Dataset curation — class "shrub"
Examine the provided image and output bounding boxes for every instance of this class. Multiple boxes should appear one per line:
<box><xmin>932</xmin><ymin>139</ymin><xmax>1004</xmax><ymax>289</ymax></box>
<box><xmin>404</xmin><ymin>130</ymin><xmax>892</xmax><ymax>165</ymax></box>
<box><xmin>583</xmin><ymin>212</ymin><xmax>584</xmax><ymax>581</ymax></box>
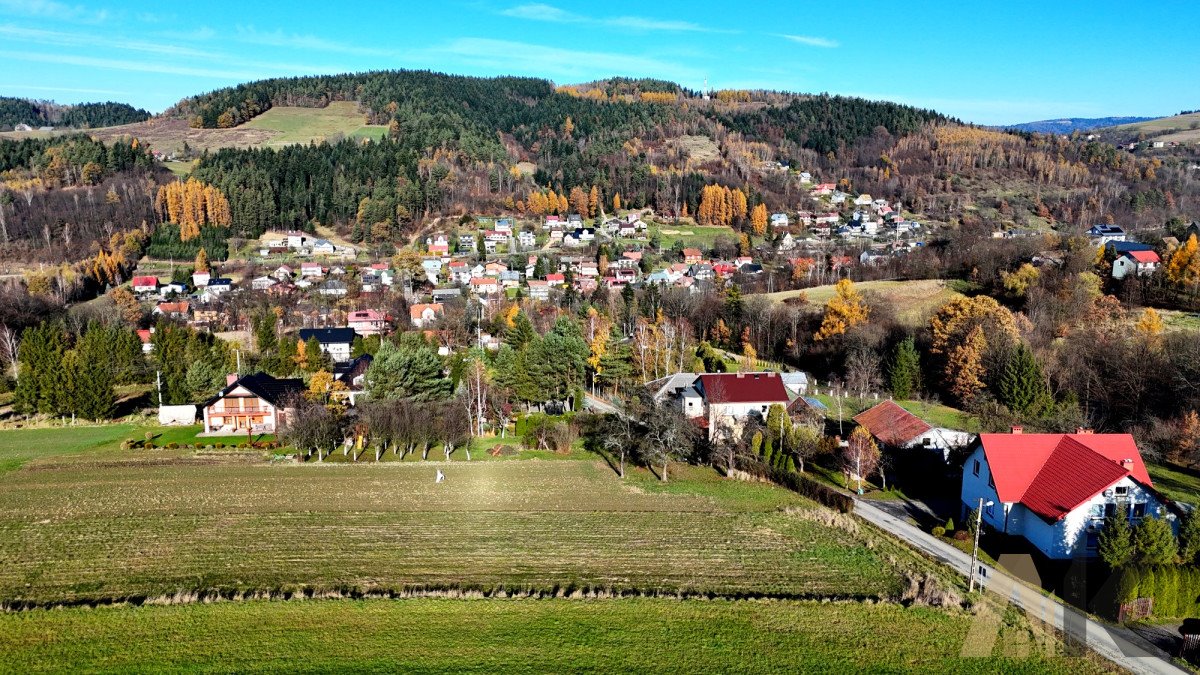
<box><xmin>166</xmin><ymin>442</ymin><xmax>179</xmax><ymax>450</ymax></box>
<box><xmin>944</xmin><ymin>518</ymin><xmax>955</xmax><ymax>532</ymax></box>
<box><xmin>953</xmin><ymin>530</ymin><xmax>969</xmax><ymax>541</ymax></box>
<box><xmin>741</xmin><ymin>459</ymin><xmax>854</xmax><ymax>513</ymax></box>
<box><xmin>932</xmin><ymin>526</ymin><xmax>946</xmax><ymax>537</ymax></box>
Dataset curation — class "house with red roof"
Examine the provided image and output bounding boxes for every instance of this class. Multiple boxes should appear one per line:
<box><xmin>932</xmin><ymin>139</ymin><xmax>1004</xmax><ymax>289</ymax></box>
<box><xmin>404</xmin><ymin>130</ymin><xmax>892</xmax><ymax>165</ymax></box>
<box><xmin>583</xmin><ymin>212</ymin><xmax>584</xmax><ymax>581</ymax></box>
<box><xmin>1111</xmin><ymin>250</ymin><xmax>1161</xmax><ymax>280</ymax></box>
<box><xmin>686</xmin><ymin>372</ymin><xmax>791</xmax><ymax>439</ymax></box>
<box><xmin>854</xmin><ymin>400</ymin><xmax>972</xmax><ymax>461</ymax></box>
<box><xmin>131</xmin><ymin>276</ymin><xmax>159</xmax><ymax>294</ymax></box>
<box><xmin>347</xmin><ymin>309</ymin><xmax>389</xmax><ymax>336</ymax></box>
<box><xmin>409</xmin><ymin>303</ymin><xmax>444</xmax><ymax>328</ymax></box>
<box><xmin>961</xmin><ymin>428</ymin><xmax>1178</xmax><ymax>560</ymax></box>
<box><xmin>682</xmin><ymin>248</ymin><xmax>704</xmax><ymax>265</ymax></box>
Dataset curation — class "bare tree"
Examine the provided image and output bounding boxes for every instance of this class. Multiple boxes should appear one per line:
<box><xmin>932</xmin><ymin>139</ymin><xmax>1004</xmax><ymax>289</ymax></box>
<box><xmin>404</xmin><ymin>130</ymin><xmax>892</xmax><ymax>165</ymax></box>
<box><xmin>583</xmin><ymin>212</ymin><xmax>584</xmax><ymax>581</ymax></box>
<box><xmin>841</xmin><ymin>427</ymin><xmax>880</xmax><ymax>494</ymax></box>
<box><xmin>641</xmin><ymin>401</ymin><xmax>698</xmax><ymax>482</ymax></box>
<box><xmin>599</xmin><ymin>412</ymin><xmax>636</xmax><ymax>477</ymax></box>
<box><xmin>845</xmin><ymin>347</ymin><xmax>882</xmax><ymax>400</ymax></box>
<box><xmin>278</xmin><ymin>398</ymin><xmax>344</xmax><ymax>462</ymax></box>
<box><xmin>0</xmin><ymin>324</ymin><xmax>19</xmax><ymax>381</ymax></box>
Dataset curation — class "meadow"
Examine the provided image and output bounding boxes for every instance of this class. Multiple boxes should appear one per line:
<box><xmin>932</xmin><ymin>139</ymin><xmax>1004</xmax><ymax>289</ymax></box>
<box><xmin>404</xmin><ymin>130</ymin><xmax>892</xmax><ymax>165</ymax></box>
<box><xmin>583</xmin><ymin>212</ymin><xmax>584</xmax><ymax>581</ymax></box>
<box><xmin>242</xmin><ymin>102</ymin><xmax>388</xmax><ymax>147</ymax></box>
<box><xmin>0</xmin><ymin>598</ymin><xmax>1106</xmax><ymax>673</ymax></box>
<box><xmin>0</xmin><ymin>430</ymin><xmax>905</xmax><ymax>607</ymax></box>
<box><xmin>757</xmin><ymin>279</ymin><xmax>972</xmax><ymax>328</ymax></box>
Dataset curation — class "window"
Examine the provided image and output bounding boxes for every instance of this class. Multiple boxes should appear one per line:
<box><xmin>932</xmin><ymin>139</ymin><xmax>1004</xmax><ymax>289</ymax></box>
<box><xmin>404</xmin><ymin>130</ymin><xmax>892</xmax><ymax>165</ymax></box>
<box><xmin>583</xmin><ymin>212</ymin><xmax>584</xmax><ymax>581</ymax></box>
<box><xmin>988</xmin><ymin>473</ymin><xmax>994</xmax><ymax>489</ymax></box>
<box><xmin>1104</xmin><ymin>503</ymin><xmax>1116</xmax><ymax>518</ymax></box>
<box><xmin>986</xmin><ymin>502</ymin><xmax>995</xmax><ymax>516</ymax></box>
<box><xmin>1132</xmin><ymin>503</ymin><xmax>1147</xmax><ymax>519</ymax></box>
<box><xmin>1115</xmin><ymin>486</ymin><xmax>1128</xmax><ymax>497</ymax></box>
<box><xmin>1090</xmin><ymin>504</ymin><xmax>1104</xmax><ymax>519</ymax></box>
<box><xmin>1086</xmin><ymin>532</ymin><xmax>1099</xmax><ymax>550</ymax></box>
<box><xmin>922</xmin><ymin>437</ymin><xmax>932</xmax><ymax>447</ymax></box>
<box><xmin>973</xmin><ymin>460</ymin><xmax>980</xmax><ymax>477</ymax></box>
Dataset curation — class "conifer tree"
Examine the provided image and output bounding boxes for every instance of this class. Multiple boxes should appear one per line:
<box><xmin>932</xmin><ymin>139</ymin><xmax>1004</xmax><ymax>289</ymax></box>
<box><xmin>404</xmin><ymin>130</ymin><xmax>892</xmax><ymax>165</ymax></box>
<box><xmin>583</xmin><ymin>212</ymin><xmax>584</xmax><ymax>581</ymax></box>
<box><xmin>1133</xmin><ymin>515</ymin><xmax>1178</xmax><ymax>566</ymax></box>
<box><xmin>1098</xmin><ymin>504</ymin><xmax>1134</xmax><ymax>569</ymax></box>
<box><xmin>71</xmin><ymin>324</ymin><xmax>116</xmax><ymax>420</ymax></box>
<box><xmin>889</xmin><ymin>337</ymin><xmax>921</xmax><ymax>400</ymax></box>
<box><xmin>998</xmin><ymin>343</ymin><xmax>1052</xmax><ymax>418</ymax></box>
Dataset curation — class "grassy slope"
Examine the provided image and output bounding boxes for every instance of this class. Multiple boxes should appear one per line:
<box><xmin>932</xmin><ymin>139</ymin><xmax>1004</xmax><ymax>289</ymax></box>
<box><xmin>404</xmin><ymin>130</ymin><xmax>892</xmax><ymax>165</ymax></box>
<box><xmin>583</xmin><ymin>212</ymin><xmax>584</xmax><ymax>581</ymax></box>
<box><xmin>1147</xmin><ymin>462</ymin><xmax>1200</xmax><ymax>506</ymax></box>
<box><xmin>242</xmin><ymin>102</ymin><xmax>387</xmax><ymax>147</ymax></box>
<box><xmin>0</xmin><ymin>439</ymin><xmax>901</xmax><ymax>605</ymax></box>
<box><xmin>0</xmin><ymin>598</ymin><xmax>1099</xmax><ymax>674</ymax></box>
<box><xmin>758</xmin><ymin>279</ymin><xmax>971</xmax><ymax>329</ymax></box>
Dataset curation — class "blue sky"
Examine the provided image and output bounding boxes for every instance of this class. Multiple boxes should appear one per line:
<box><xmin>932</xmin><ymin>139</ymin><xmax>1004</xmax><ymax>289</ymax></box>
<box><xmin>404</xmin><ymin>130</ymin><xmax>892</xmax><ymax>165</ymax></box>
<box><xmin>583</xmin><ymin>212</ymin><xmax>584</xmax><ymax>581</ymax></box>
<box><xmin>0</xmin><ymin>0</ymin><xmax>1195</xmax><ymax>125</ymax></box>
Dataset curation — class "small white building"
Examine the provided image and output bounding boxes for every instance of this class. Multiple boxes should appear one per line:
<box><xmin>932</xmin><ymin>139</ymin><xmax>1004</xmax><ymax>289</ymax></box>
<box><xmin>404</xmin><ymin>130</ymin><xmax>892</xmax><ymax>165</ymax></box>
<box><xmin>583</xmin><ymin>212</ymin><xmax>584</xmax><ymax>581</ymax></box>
<box><xmin>1112</xmin><ymin>250</ymin><xmax>1161</xmax><ymax>279</ymax></box>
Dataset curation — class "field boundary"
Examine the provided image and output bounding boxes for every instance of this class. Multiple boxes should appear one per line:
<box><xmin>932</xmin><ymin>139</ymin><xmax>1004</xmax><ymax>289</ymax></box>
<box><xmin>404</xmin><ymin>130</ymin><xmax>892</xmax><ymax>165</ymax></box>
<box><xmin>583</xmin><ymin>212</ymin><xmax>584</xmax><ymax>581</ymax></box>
<box><xmin>1</xmin><ymin>580</ymin><xmax>916</xmax><ymax>613</ymax></box>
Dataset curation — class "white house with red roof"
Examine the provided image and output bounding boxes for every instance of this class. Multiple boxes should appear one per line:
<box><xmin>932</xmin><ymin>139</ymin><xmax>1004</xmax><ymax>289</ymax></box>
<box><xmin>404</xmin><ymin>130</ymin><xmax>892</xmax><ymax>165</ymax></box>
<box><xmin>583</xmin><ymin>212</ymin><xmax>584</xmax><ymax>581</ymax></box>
<box><xmin>853</xmin><ymin>400</ymin><xmax>972</xmax><ymax>461</ymax></box>
<box><xmin>681</xmin><ymin>372</ymin><xmax>792</xmax><ymax>439</ymax></box>
<box><xmin>347</xmin><ymin>309</ymin><xmax>388</xmax><ymax>335</ymax></box>
<box><xmin>131</xmin><ymin>275</ymin><xmax>159</xmax><ymax>294</ymax></box>
<box><xmin>961</xmin><ymin>428</ymin><xmax>1178</xmax><ymax>560</ymax></box>
<box><xmin>409</xmin><ymin>303</ymin><xmax>444</xmax><ymax>328</ymax></box>
<box><xmin>1111</xmin><ymin>250</ymin><xmax>1161</xmax><ymax>279</ymax></box>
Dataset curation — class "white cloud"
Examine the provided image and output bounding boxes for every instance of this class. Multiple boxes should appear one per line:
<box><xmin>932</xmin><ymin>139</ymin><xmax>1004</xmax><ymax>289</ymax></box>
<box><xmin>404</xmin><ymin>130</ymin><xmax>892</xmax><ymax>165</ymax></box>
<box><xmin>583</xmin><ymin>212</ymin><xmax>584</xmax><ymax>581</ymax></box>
<box><xmin>500</xmin><ymin>3</ymin><xmax>731</xmax><ymax>33</ymax></box>
<box><xmin>232</xmin><ymin>26</ymin><xmax>398</xmax><ymax>58</ymax></box>
<box><xmin>0</xmin><ymin>0</ymin><xmax>107</xmax><ymax>23</ymax></box>
<box><xmin>432</xmin><ymin>38</ymin><xmax>703</xmax><ymax>84</ymax></box>
<box><xmin>0</xmin><ymin>83</ymin><xmax>132</xmax><ymax>97</ymax></box>
<box><xmin>0</xmin><ymin>24</ymin><xmax>215</xmax><ymax>59</ymax></box>
<box><xmin>777</xmin><ymin>34</ymin><xmax>838</xmax><ymax>48</ymax></box>
<box><xmin>0</xmin><ymin>50</ymin><xmax>346</xmax><ymax>82</ymax></box>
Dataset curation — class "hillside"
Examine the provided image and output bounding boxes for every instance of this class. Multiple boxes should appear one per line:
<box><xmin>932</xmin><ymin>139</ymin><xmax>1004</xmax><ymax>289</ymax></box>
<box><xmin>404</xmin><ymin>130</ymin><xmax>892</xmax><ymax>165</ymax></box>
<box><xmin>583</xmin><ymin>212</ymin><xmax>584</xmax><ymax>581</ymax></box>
<box><xmin>1103</xmin><ymin>111</ymin><xmax>1200</xmax><ymax>143</ymax></box>
<box><xmin>0</xmin><ymin>96</ymin><xmax>150</xmax><ymax>131</ymax></box>
<box><xmin>1003</xmin><ymin>116</ymin><xmax>1154</xmax><ymax>134</ymax></box>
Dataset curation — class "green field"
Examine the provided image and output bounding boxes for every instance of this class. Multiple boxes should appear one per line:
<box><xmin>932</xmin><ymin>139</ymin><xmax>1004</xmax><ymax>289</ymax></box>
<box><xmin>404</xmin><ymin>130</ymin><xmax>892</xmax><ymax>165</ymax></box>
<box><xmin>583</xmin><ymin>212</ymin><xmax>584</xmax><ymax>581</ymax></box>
<box><xmin>0</xmin><ymin>424</ymin><xmax>135</xmax><ymax>475</ymax></box>
<box><xmin>812</xmin><ymin>394</ymin><xmax>977</xmax><ymax>433</ymax></box>
<box><xmin>0</xmin><ymin>598</ymin><xmax>1103</xmax><ymax>673</ymax></box>
<box><xmin>242</xmin><ymin>102</ymin><xmax>388</xmax><ymax>147</ymax></box>
<box><xmin>757</xmin><ymin>279</ymin><xmax>972</xmax><ymax>328</ymax></box>
<box><xmin>0</xmin><ymin>429</ymin><xmax>906</xmax><ymax>606</ymax></box>
<box><xmin>1111</xmin><ymin>112</ymin><xmax>1200</xmax><ymax>143</ymax></box>
<box><xmin>649</xmin><ymin>223</ymin><xmax>740</xmax><ymax>249</ymax></box>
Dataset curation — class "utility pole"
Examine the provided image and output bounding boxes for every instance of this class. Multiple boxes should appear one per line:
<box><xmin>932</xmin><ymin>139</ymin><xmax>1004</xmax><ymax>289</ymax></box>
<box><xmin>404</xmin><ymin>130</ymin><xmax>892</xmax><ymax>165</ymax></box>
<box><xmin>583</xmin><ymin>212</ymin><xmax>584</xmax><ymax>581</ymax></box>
<box><xmin>155</xmin><ymin>370</ymin><xmax>163</xmax><ymax>407</ymax></box>
<box><xmin>968</xmin><ymin>497</ymin><xmax>994</xmax><ymax>592</ymax></box>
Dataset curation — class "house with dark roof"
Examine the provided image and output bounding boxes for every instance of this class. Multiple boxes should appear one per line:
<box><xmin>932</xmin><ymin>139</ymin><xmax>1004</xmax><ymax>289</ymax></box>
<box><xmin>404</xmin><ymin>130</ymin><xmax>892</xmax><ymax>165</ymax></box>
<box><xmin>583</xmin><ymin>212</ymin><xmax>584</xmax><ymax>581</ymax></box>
<box><xmin>961</xmin><ymin>428</ymin><xmax>1179</xmax><ymax>560</ymax></box>
<box><xmin>298</xmin><ymin>327</ymin><xmax>357</xmax><ymax>362</ymax></box>
<box><xmin>200</xmin><ymin>373</ymin><xmax>305</xmax><ymax>435</ymax></box>
<box><xmin>689</xmin><ymin>372</ymin><xmax>791</xmax><ymax>439</ymax></box>
<box><xmin>853</xmin><ymin>400</ymin><xmax>972</xmax><ymax>461</ymax></box>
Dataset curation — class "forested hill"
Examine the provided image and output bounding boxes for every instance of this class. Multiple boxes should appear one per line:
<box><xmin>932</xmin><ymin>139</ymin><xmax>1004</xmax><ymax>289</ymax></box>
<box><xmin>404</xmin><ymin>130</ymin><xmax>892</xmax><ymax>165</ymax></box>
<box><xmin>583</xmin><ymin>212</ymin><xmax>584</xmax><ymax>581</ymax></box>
<box><xmin>0</xmin><ymin>97</ymin><xmax>151</xmax><ymax>131</ymax></box>
<box><xmin>168</xmin><ymin>70</ymin><xmax>948</xmax><ymax>158</ymax></box>
<box><xmin>1003</xmin><ymin>117</ymin><xmax>1156</xmax><ymax>134</ymax></box>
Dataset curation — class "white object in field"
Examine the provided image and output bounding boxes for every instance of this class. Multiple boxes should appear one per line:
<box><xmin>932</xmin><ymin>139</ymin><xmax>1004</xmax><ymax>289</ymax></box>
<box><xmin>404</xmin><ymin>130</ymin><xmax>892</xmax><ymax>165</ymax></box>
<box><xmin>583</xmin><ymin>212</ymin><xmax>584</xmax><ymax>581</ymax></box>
<box><xmin>435</xmin><ymin>469</ymin><xmax>445</xmax><ymax>483</ymax></box>
<box><xmin>158</xmin><ymin>405</ymin><xmax>197</xmax><ymax>426</ymax></box>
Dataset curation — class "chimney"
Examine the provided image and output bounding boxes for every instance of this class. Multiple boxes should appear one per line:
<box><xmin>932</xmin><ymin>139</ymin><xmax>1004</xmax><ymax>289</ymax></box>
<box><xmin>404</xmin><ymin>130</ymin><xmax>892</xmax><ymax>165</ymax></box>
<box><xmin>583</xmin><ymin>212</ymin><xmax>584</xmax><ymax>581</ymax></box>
<box><xmin>1075</xmin><ymin>427</ymin><xmax>1094</xmax><ymax>434</ymax></box>
<box><xmin>226</xmin><ymin>374</ymin><xmax>239</xmax><ymax>386</ymax></box>
<box><xmin>1122</xmin><ymin>458</ymin><xmax>1134</xmax><ymax>469</ymax></box>
<box><xmin>1010</xmin><ymin>426</ymin><xmax>1023</xmax><ymax>434</ymax></box>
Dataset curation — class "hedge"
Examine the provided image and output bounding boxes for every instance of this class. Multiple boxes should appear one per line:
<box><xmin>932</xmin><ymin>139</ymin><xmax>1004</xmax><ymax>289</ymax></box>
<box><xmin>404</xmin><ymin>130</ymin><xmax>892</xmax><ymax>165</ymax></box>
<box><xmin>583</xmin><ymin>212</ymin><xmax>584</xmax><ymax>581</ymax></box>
<box><xmin>1110</xmin><ymin>565</ymin><xmax>1200</xmax><ymax>620</ymax></box>
<box><xmin>740</xmin><ymin>459</ymin><xmax>855</xmax><ymax>513</ymax></box>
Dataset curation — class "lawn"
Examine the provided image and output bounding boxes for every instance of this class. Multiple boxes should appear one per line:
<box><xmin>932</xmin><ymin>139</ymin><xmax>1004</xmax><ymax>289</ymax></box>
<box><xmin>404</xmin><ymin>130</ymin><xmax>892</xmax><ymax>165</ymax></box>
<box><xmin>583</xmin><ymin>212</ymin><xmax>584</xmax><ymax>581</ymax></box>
<box><xmin>811</xmin><ymin>394</ymin><xmax>978</xmax><ymax>433</ymax></box>
<box><xmin>0</xmin><ymin>449</ymin><xmax>907</xmax><ymax>606</ymax></box>
<box><xmin>1147</xmin><ymin>462</ymin><xmax>1200</xmax><ymax>506</ymax></box>
<box><xmin>242</xmin><ymin>102</ymin><xmax>388</xmax><ymax>147</ymax></box>
<box><xmin>0</xmin><ymin>598</ymin><xmax>1105</xmax><ymax>673</ymax></box>
<box><xmin>0</xmin><ymin>424</ymin><xmax>135</xmax><ymax>475</ymax></box>
<box><xmin>757</xmin><ymin>279</ymin><xmax>972</xmax><ymax>329</ymax></box>
<box><xmin>648</xmin><ymin>223</ymin><xmax>740</xmax><ymax>249</ymax></box>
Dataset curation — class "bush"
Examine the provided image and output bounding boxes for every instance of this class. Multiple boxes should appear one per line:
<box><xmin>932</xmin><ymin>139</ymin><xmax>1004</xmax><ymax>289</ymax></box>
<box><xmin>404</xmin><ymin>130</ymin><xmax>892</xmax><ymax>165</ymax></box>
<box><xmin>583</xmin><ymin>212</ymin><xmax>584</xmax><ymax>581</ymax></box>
<box><xmin>953</xmin><ymin>530</ymin><xmax>969</xmax><ymax>541</ymax></box>
<box><xmin>944</xmin><ymin>518</ymin><xmax>955</xmax><ymax>533</ymax></box>
<box><xmin>741</xmin><ymin>459</ymin><xmax>854</xmax><ymax>513</ymax></box>
<box><xmin>932</xmin><ymin>526</ymin><xmax>946</xmax><ymax>537</ymax></box>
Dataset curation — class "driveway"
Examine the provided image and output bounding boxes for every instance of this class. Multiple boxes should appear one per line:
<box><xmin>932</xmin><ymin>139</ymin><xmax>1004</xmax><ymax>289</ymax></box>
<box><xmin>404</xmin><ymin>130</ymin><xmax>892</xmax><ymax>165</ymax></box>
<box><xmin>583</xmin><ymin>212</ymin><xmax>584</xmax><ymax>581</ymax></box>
<box><xmin>854</xmin><ymin>499</ymin><xmax>1188</xmax><ymax>675</ymax></box>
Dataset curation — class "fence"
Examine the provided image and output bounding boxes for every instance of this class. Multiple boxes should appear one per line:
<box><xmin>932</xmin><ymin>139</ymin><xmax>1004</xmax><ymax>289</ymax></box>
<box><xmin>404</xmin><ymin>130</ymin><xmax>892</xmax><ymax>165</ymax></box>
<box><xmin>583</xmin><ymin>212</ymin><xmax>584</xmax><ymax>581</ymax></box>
<box><xmin>1118</xmin><ymin>597</ymin><xmax>1153</xmax><ymax>624</ymax></box>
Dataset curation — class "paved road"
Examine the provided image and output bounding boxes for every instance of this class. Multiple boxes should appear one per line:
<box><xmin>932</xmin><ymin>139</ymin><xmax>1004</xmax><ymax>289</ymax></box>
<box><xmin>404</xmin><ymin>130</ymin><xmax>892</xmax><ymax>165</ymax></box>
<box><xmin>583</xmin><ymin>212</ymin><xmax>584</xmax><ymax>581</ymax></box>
<box><xmin>854</xmin><ymin>499</ymin><xmax>1188</xmax><ymax>675</ymax></box>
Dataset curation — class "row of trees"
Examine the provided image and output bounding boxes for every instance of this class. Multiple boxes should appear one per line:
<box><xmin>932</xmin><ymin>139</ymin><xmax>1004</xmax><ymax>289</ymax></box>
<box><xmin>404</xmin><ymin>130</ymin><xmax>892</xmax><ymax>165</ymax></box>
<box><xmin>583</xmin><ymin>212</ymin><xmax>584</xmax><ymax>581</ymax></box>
<box><xmin>154</xmin><ymin>178</ymin><xmax>232</xmax><ymax>239</ymax></box>
<box><xmin>12</xmin><ymin>321</ymin><xmax>144</xmax><ymax>420</ymax></box>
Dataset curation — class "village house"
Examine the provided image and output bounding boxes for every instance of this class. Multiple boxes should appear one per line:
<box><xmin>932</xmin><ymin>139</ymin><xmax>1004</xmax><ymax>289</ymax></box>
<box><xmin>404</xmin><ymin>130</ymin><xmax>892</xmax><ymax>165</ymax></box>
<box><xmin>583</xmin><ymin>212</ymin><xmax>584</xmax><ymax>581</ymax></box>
<box><xmin>272</xmin><ymin>265</ymin><xmax>294</xmax><ymax>282</ymax></box>
<box><xmin>300</xmin><ymin>262</ymin><xmax>324</xmax><ymax>278</ymax></box>
<box><xmin>409</xmin><ymin>303</ymin><xmax>444</xmax><ymax>328</ymax></box>
<box><xmin>311</xmin><ymin>239</ymin><xmax>336</xmax><ymax>255</ymax></box>
<box><xmin>347</xmin><ymin>309</ymin><xmax>388</xmax><ymax>335</ymax></box>
<box><xmin>153</xmin><ymin>301</ymin><xmax>191</xmax><ymax>320</ymax></box>
<box><xmin>683</xmin><ymin>248</ymin><xmax>704</xmax><ymax>265</ymax></box>
<box><xmin>298</xmin><ymin>327</ymin><xmax>356</xmax><ymax>362</ymax></box>
<box><xmin>546</xmin><ymin>272</ymin><xmax>565</xmax><ymax>286</ymax></box>
<box><xmin>136</xmin><ymin>328</ymin><xmax>154</xmax><ymax>354</ymax></box>
<box><xmin>249</xmin><ymin>275</ymin><xmax>277</xmax><ymax>291</ymax></box>
<box><xmin>854</xmin><ymin>400</ymin><xmax>972</xmax><ymax>461</ymax></box>
<box><xmin>961</xmin><ymin>428</ymin><xmax>1178</xmax><ymax>560</ymax></box>
<box><xmin>1112</xmin><ymin>250</ymin><xmax>1161</xmax><ymax>279</ymax></box>
<box><xmin>661</xmin><ymin>372</ymin><xmax>792</xmax><ymax>440</ymax></box>
<box><xmin>518</xmin><ymin>230</ymin><xmax>537</xmax><ymax>248</ymax></box>
<box><xmin>527</xmin><ymin>279</ymin><xmax>550</xmax><ymax>301</ymax></box>
<box><xmin>1087</xmin><ymin>224</ymin><xmax>1127</xmax><ymax>245</ymax></box>
<box><xmin>426</xmin><ymin>234</ymin><xmax>450</xmax><ymax>256</ymax></box>
<box><xmin>457</xmin><ymin>234</ymin><xmax>476</xmax><ymax>253</ymax></box>
<box><xmin>202</xmin><ymin>278</ymin><xmax>233</xmax><ymax>298</ymax></box>
<box><xmin>812</xmin><ymin>183</ymin><xmax>835</xmax><ymax>196</ymax></box>
<box><xmin>469</xmin><ymin>277</ymin><xmax>501</xmax><ymax>298</ymax></box>
<box><xmin>770</xmin><ymin>213</ymin><xmax>790</xmax><ymax>228</ymax></box>
<box><xmin>192</xmin><ymin>271</ymin><xmax>211</xmax><ymax>287</ymax></box>
<box><xmin>431</xmin><ymin>288</ymin><xmax>462</xmax><ymax>303</ymax></box>
<box><xmin>422</xmin><ymin>259</ymin><xmax>443</xmax><ymax>285</ymax></box>
<box><xmin>131</xmin><ymin>275</ymin><xmax>159</xmax><ymax>295</ymax></box>
<box><xmin>201</xmin><ymin>373</ymin><xmax>305</xmax><ymax>435</ymax></box>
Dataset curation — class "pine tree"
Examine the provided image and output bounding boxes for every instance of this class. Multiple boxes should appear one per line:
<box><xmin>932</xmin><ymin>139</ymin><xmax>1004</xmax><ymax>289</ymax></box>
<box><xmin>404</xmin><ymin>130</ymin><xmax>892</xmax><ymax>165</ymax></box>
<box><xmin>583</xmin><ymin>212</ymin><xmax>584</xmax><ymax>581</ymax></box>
<box><xmin>889</xmin><ymin>337</ymin><xmax>921</xmax><ymax>400</ymax></box>
<box><xmin>1133</xmin><ymin>515</ymin><xmax>1178</xmax><ymax>566</ymax></box>
<box><xmin>998</xmin><ymin>343</ymin><xmax>1052</xmax><ymax>418</ymax></box>
<box><xmin>1179</xmin><ymin>511</ymin><xmax>1200</xmax><ymax>565</ymax></box>
<box><xmin>71</xmin><ymin>323</ymin><xmax>116</xmax><ymax>420</ymax></box>
<box><xmin>194</xmin><ymin>248</ymin><xmax>210</xmax><ymax>274</ymax></box>
<box><xmin>1098</xmin><ymin>504</ymin><xmax>1134</xmax><ymax>569</ymax></box>
<box><xmin>507</xmin><ymin>312</ymin><xmax>537</xmax><ymax>349</ymax></box>
<box><xmin>750</xmin><ymin>203</ymin><xmax>768</xmax><ymax>236</ymax></box>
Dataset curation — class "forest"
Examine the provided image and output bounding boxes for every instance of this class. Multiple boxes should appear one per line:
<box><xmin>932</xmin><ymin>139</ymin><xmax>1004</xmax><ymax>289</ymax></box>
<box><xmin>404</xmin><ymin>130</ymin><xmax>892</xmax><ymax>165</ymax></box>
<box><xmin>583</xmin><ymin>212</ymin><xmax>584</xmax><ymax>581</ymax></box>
<box><xmin>0</xmin><ymin>97</ymin><xmax>151</xmax><ymax>131</ymax></box>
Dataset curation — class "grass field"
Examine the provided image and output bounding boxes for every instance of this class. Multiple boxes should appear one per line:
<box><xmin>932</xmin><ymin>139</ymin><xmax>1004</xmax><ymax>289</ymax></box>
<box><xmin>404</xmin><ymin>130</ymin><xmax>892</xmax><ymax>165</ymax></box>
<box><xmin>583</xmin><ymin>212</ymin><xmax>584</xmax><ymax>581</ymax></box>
<box><xmin>1111</xmin><ymin>112</ymin><xmax>1200</xmax><ymax>143</ymax></box>
<box><xmin>649</xmin><ymin>223</ymin><xmax>739</xmax><ymax>249</ymax></box>
<box><xmin>0</xmin><ymin>598</ymin><xmax>1105</xmax><ymax>673</ymax></box>
<box><xmin>243</xmin><ymin>102</ymin><xmax>387</xmax><ymax>147</ymax></box>
<box><xmin>1147</xmin><ymin>462</ymin><xmax>1200</xmax><ymax>506</ymax></box>
<box><xmin>0</xmin><ymin>430</ymin><xmax>907</xmax><ymax>606</ymax></box>
<box><xmin>812</xmin><ymin>394</ymin><xmax>977</xmax><ymax>433</ymax></box>
<box><xmin>757</xmin><ymin>279</ymin><xmax>972</xmax><ymax>328</ymax></box>
<box><xmin>0</xmin><ymin>424</ymin><xmax>135</xmax><ymax>475</ymax></box>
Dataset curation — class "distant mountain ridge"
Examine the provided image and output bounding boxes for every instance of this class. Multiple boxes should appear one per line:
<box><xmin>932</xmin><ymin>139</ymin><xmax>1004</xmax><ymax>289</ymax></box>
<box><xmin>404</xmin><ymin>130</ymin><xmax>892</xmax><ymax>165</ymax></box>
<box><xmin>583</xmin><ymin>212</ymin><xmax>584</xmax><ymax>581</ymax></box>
<box><xmin>1003</xmin><ymin>116</ymin><xmax>1156</xmax><ymax>134</ymax></box>
<box><xmin>0</xmin><ymin>96</ymin><xmax>151</xmax><ymax>131</ymax></box>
